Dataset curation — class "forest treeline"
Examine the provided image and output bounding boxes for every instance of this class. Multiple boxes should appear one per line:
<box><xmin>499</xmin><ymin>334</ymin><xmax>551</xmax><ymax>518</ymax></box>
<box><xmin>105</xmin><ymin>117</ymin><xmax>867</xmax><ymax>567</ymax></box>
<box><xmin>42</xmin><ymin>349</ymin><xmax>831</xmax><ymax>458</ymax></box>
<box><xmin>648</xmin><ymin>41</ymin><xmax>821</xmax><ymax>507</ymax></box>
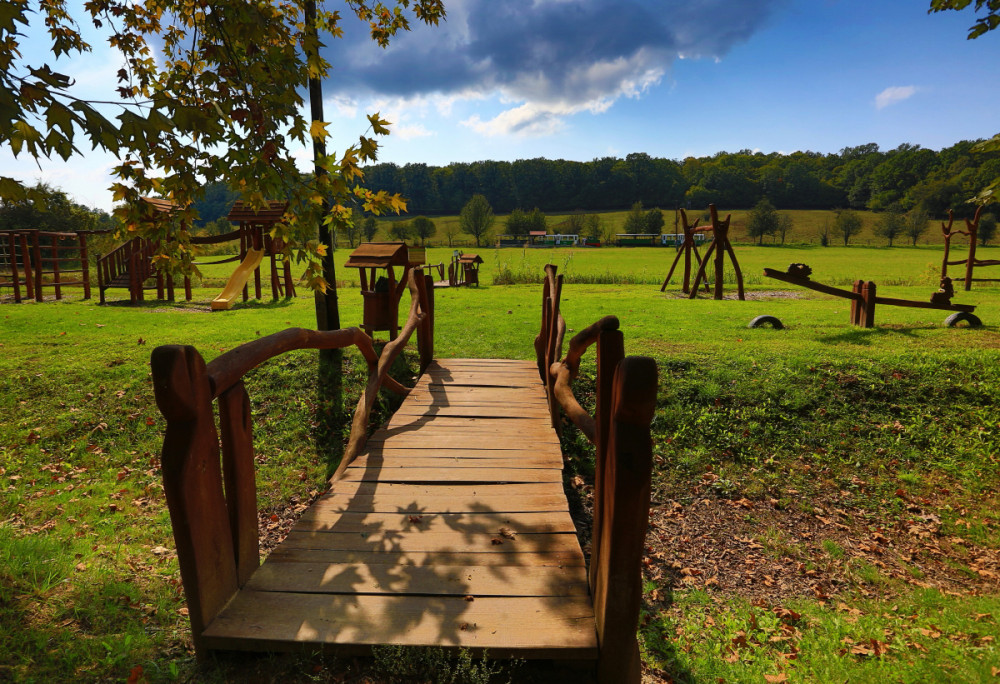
<box><xmin>358</xmin><ymin>141</ymin><xmax>998</xmax><ymax>218</ymax></box>
<box><xmin>187</xmin><ymin>139</ymin><xmax>998</xmax><ymax>224</ymax></box>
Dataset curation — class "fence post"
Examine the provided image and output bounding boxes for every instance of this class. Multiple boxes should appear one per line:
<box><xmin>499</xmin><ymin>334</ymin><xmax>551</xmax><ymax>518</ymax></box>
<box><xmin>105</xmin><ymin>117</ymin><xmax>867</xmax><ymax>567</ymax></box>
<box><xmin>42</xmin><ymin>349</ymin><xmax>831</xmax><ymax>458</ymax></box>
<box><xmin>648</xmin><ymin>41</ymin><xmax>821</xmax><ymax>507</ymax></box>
<box><xmin>593</xmin><ymin>356</ymin><xmax>657</xmax><ymax>684</ymax></box>
<box><xmin>418</xmin><ymin>271</ymin><xmax>435</xmax><ymax>372</ymax></box>
<box><xmin>79</xmin><ymin>233</ymin><xmax>91</xmax><ymax>300</ymax></box>
<box><xmin>151</xmin><ymin>345</ymin><xmax>239</xmax><ymax>659</ymax></box>
<box><xmin>217</xmin><ymin>380</ymin><xmax>259</xmax><ymax>587</ymax></box>
<box><xmin>862</xmin><ymin>281</ymin><xmax>877</xmax><ymax>328</ymax></box>
<box><xmin>589</xmin><ymin>321</ymin><xmax>624</xmax><ymax>592</ymax></box>
<box><xmin>32</xmin><ymin>231</ymin><xmax>43</xmax><ymax>302</ymax></box>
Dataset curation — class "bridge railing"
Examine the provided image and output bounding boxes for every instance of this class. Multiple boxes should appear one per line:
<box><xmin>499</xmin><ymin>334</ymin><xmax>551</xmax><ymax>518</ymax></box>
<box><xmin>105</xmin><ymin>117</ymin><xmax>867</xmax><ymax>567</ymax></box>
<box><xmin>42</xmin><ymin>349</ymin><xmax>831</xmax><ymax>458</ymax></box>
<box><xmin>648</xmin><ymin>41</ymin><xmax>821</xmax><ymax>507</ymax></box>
<box><xmin>150</xmin><ymin>268</ymin><xmax>433</xmax><ymax>656</ymax></box>
<box><xmin>534</xmin><ymin>263</ymin><xmax>658</xmax><ymax>683</ymax></box>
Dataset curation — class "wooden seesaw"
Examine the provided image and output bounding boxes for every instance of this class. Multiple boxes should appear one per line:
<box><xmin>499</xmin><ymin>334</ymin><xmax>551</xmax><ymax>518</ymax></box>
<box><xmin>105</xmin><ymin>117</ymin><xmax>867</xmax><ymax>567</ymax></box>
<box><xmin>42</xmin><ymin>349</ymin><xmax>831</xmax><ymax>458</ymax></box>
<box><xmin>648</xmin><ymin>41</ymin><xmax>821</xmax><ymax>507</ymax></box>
<box><xmin>762</xmin><ymin>264</ymin><xmax>981</xmax><ymax>328</ymax></box>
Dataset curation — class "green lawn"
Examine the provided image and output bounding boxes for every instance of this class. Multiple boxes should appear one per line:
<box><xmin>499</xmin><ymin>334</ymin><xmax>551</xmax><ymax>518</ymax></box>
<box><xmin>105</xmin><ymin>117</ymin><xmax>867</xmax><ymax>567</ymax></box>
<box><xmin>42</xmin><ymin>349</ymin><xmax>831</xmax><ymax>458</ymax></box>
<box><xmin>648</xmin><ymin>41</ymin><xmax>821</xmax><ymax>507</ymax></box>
<box><xmin>1</xmin><ymin>244</ymin><xmax>998</xmax><ymax>682</ymax></box>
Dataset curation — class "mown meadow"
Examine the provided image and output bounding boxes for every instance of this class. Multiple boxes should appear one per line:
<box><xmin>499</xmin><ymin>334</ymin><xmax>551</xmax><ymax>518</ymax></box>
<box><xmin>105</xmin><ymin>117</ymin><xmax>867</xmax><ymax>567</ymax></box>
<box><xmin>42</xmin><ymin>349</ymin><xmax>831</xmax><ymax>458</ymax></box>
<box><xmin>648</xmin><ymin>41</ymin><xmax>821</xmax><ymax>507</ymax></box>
<box><xmin>1</xmin><ymin>243</ymin><xmax>999</xmax><ymax>682</ymax></box>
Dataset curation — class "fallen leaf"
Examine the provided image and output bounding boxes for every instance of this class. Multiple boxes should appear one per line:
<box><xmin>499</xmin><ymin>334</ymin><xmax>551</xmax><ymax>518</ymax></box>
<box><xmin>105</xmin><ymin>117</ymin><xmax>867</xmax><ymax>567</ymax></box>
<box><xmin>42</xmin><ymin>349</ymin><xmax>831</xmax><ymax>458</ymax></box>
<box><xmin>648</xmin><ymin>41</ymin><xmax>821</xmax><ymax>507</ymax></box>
<box><xmin>498</xmin><ymin>526</ymin><xmax>516</xmax><ymax>540</ymax></box>
<box><xmin>764</xmin><ymin>674</ymin><xmax>788</xmax><ymax>683</ymax></box>
<box><xmin>464</xmin><ymin>595</ymin><xmax>474</xmax><ymax>602</ymax></box>
<box><xmin>408</xmin><ymin>515</ymin><xmax>423</xmax><ymax>524</ymax></box>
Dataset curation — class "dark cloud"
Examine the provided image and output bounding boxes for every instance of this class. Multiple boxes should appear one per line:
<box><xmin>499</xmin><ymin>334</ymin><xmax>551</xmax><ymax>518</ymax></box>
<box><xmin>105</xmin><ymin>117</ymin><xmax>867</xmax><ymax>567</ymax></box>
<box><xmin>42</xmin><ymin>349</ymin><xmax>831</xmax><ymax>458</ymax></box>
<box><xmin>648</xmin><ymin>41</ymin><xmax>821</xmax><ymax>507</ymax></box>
<box><xmin>323</xmin><ymin>0</ymin><xmax>783</xmax><ymax>133</ymax></box>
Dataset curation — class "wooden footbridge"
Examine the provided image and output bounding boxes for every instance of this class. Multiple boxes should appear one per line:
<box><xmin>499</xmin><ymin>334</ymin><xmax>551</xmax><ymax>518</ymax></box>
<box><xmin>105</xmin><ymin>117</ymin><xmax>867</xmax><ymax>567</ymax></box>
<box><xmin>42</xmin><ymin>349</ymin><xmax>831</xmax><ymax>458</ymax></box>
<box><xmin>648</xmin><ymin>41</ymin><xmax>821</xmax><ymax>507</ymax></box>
<box><xmin>152</xmin><ymin>266</ymin><xmax>656</xmax><ymax>682</ymax></box>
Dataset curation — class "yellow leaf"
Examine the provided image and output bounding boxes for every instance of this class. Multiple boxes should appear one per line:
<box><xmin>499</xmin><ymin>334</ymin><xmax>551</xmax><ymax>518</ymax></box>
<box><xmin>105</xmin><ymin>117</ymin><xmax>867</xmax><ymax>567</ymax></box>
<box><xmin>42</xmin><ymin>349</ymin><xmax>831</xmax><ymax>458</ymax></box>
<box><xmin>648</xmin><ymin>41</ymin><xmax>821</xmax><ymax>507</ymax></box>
<box><xmin>310</xmin><ymin>120</ymin><xmax>329</xmax><ymax>140</ymax></box>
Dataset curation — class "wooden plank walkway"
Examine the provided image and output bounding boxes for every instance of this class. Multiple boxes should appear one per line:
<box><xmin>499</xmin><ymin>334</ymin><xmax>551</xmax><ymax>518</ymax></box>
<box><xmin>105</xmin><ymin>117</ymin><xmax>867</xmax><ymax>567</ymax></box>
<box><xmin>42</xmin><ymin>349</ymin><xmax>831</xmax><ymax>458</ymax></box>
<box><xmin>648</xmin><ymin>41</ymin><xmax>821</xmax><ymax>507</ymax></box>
<box><xmin>200</xmin><ymin>359</ymin><xmax>598</xmax><ymax>658</ymax></box>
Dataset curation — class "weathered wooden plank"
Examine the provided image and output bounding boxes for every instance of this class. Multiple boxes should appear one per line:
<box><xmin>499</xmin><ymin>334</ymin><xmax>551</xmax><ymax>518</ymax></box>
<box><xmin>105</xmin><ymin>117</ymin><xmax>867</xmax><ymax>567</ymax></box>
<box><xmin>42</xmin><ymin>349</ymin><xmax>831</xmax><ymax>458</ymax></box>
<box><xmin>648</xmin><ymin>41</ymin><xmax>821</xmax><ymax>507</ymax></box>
<box><xmin>264</xmin><ymin>547</ymin><xmax>585</xmax><ymax>567</ymax></box>
<box><xmin>295</xmin><ymin>510</ymin><xmax>578</xmax><ymax>534</ymax></box>
<box><xmin>245</xmin><ymin>561</ymin><xmax>590</xmax><ymax>597</ymax></box>
<box><xmin>202</xmin><ymin>592</ymin><xmax>598</xmax><ymax>656</ymax></box>
<box><xmin>280</xmin><ymin>529</ymin><xmax>582</xmax><ymax>554</ymax></box>
<box><xmin>336</xmin><ymin>466</ymin><xmax>563</xmax><ymax>484</ymax></box>
<box><xmin>392</xmin><ymin>405</ymin><xmax>550</xmax><ymax>418</ymax></box>
<box><xmin>322</xmin><ymin>481</ymin><xmax>566</xmax><ymax>499</ymax></box>
<box><xmin>313</xmin><ymin>492</ymin><xmax>570</xmax><ymax>514</ymax></box>
<box><xmin>348</xmin><ymin>455</ymin><xmax>563</xmax><ymax>469</ymax></box>
<box><xmin>364</xmin><ymin>434</ymin><xmax>560</xmax><ymax>449</ymax></box>
<box><xmin>357</xmin><ymin>445</ymin><xmax>564</xmax><ymax>460</ymax></box>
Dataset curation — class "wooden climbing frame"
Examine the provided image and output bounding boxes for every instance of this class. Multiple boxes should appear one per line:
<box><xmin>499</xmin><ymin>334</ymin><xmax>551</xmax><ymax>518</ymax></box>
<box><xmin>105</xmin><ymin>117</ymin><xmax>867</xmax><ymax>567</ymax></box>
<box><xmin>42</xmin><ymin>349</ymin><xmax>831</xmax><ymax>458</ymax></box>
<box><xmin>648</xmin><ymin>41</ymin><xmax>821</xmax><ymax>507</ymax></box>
<box><xmin>660</xmin><ymin>208</ymin><xmax>710</xmax><ymax>294</ymax></box>
<box><xmin>689</xmin><ymin>204</ymin><xmax>745</xmax><ymax>301</ymax></box>
<box><xmin>941</xmin><ymin>206</ymin><xmax>999</xmax><ymax>291</ymax></box>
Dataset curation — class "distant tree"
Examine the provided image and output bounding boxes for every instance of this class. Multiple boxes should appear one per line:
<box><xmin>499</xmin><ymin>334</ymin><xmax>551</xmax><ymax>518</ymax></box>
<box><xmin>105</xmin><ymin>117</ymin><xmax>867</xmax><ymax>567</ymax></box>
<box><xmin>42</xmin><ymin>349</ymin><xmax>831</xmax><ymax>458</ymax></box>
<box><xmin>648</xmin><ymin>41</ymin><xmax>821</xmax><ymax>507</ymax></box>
<box><xmin>564</xmin><ymin>213</ymin><xmax>586</xmax><ymax>235</ymax></box>
<box><xmin>341</xmin><ymin>214</ymin><xmax>360</xmax><ymax>248</ymax></box>
<box><xmin>746</xmin><ymin>197</ymin><xmax>780</xmax><ymax>245</ymax></box>
<box><xmin>442</xmin><ymin>221</ymin><xmax>461</xmax><ymax>247</ymax></box>
<box><xmin>623</xmin><ymin>201</ymin><xmax>646</xmax><ymax>233</ymax></box>
<box><xmin>817</xmin><ymin>219</ymin><xmax>832</xmax><ymax>246</ymax></box>
<box><xmin>389</xmin><ymin>220</ymin><xmax>411</xmax><ymax>242</ymax></box>
<box><xmin>979</xmin><ymin>213</ymin><xmax>997</xmax><ymax>245</ymax></box>
<box><xmin>527</xmin><ymin>208</ymin><xmax>548</xmax><ymax>234</ymax></box>
<box><xmin>776</xmin><ymin>213</ymin><xmax>794</xmax><ymax>245</ymax></box>
<box><xmin>874</xmin><ymin>204</ymin><xmax>907</xmax><ymax>246</ymax></box>
<box><xmin>584</xmin><ymin>214</ymin><xmax>604</xmax><ymax>242</ymax></box>
<box><xmin>459</xmin><ymin>194</ymin><xmax>495</xmax><ymax>247</ymax></box>
<box><xmin>505</xmin><ymin>208</ymin><xmax>531</xmax><ymax>236</ymax></box>
<box><xmin>201</xmin><ymin>217</ymin><xmax>234</xmax><ymax>237</ymax></box>
<box><xmin>411</xmin><ymin>216</ymin><xmax>436</xmax><ymax>245</ymax></box>
<box><xmin>905</xmin><ymin>209</ymin><xmax>930</xmax><ymax>246</ymax></box>
<box><xmin>361</xmin><ymin>216</ymin><xmax>379</xmax><ymax>242</ymax></box>
<box><xmin>645</xmin><ymin>207</ymin><xmax>665</xmax><ymax>234</ymax></box>
<box><xmin>834</xmin><ymin>209</ymin><xmax>864</xmax><ymax>246</ymax></box>
<box><xmin>0</xmin><ymin>182</ymin><xmax>106</xmax><ymax>233</ymax></box>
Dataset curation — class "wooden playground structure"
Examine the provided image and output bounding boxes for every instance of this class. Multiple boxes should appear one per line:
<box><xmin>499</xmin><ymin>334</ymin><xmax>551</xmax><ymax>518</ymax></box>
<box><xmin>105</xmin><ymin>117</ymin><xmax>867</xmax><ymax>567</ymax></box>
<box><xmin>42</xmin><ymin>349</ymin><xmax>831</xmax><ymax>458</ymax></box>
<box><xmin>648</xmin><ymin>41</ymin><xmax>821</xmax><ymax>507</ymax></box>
<box><xmin>658</xmin><ymin>205</ymin><xmax>744</xmax><ymax>300</ymax></box>
<box><xmin>660</xmin><ymin>208</ymin><xmax>710</xmax><ymax>295</ymax></box>
<box><xmin>97</xmin><ymin>198</ymin><xmax>297</xmax><ymax>305</ymax></box>
<box><xmin>763</xmin><ymin>264</ymin><xmax>979</xmax><ymax>328</ymax></box>
<box><xmin>1</xmin><ymin>228</ymin><xmax>107</xmax><ymax>303</ymax></box>
<box><xmin>150</xmin><ymin>264</ymin><xmax>656</xmax><ymax>682</ymax></box>
<box><xmin>941</xmin><ymin>206</ymin><xmax>998</xmax><ymax>291</ymax></box>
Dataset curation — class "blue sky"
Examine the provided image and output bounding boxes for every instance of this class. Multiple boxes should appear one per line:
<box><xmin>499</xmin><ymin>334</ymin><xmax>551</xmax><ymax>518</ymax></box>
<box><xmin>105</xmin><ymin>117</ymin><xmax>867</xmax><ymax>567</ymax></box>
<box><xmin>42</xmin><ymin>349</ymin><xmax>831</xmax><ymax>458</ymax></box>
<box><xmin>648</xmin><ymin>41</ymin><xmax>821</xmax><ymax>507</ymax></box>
<box><xmin>3</xmin><ymin>0</ymin><xmax>999</xmax><ymax>212</ymax></box>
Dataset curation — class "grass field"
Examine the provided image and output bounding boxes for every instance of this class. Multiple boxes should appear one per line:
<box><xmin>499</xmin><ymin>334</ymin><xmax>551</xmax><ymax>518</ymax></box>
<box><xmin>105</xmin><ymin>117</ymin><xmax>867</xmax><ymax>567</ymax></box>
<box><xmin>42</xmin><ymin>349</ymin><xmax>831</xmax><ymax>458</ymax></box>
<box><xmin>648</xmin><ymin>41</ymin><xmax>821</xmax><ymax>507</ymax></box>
<box><xmin>1</xmin><ymin>244</ymin><xmax>999</xmax><ymax>682</ymax></box>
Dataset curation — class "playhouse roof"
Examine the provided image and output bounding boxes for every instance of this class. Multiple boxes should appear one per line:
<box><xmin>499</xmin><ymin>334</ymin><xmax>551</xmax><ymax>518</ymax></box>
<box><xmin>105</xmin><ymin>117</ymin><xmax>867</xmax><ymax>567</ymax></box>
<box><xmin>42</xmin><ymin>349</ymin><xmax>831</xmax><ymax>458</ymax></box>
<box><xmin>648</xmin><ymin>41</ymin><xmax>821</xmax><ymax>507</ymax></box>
<box><xmin>459</xmin><ymin>253</ymin><xmax>483</xmax><ymax>264</ymax></box>
<box><xmin>227</xmin><ymin>201</ymin><xmax>289</xmax><ymax>224</ymax></box>
<box><xmin>344</xmin><ymin>242</ymin><xmax>410</xmax><ymax>268</ymax></box>
<box><xmin>141</xmin><ymin>197</ymin><xmax>180</xmax><ymax>214</ymax></box>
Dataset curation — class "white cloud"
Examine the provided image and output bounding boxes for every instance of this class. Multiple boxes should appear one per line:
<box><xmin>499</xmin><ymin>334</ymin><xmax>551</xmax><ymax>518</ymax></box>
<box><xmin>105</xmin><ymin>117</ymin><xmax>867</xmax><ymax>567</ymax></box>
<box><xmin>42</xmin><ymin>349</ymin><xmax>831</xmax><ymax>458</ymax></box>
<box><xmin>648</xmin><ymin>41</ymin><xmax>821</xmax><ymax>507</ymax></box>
<box><xmin>875</xmin><ymin>85</ymin><xmax>918</xmax><ymax>110</ymax></box>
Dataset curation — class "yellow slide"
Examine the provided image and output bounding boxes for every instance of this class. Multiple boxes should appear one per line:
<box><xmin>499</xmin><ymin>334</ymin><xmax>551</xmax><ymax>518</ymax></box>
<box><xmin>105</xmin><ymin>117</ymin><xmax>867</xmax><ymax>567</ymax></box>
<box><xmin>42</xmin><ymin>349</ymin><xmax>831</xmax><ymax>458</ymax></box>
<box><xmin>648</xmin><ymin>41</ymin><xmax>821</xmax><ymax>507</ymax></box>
<box><xmin>211</xmin><ymin>248</ymin><xmax>265</xmax><ymax>311</ymax></box>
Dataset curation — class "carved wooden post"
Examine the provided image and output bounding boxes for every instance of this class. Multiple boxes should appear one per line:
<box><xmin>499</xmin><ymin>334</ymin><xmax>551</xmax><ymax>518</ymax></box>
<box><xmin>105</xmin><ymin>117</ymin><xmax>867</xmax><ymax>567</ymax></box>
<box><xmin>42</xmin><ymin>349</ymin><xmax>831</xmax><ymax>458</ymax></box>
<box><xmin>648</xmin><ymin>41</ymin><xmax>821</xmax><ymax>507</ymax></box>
<box><xmin>589</xmin><ymin>320</ymin><xmax>624</xmax><ymax>591</ymax></box>
<box><xmin>32</xmin><ymin>231</ymin><xmax>43</xmax><ymax>302</ymax></box>
<box><xmin>76</xmin><ymin>233</ymin><xmax>90</xmax><ymax>299</ymax></box>
<box><xmin>862</xmin><ymin>281</ymin><xmax>876</xmax><ymax>328</ymax></box>
<box><xmin>8</xmin><ymin>232</ymin><xmax>21</xmax><ymax>303</ymax></box>
<box><xmin>964</xmin><ymin>206</ymin><xmax>983</xmax><ymax>292</ymax></box>
<box><xmin>151</xmin><ymin>345</ymin><xmax>239</xmax><ymax>659</ymax></box>
<box><xmin>418</xmin><ymin>272</ymin><xmax>435</xmax><ymax>372</ymax></box>
<box><xmin>593</xmin><ymin>356</ymin><xmax>657</xmax><ymax>684</ymax></box>
<box><xmin>849</xmin><ymin>280</ymin><xmax>862</xmax><ymax>326</ymax></box>
<box><xmin>19</xmin><ymin>233</ymin><xmax>34</xmax><ymax>301</ymax></box>
<box><xmin>217</xmin><ymin>380</ymin><xmax>259</xmax><ymax>587</ymax></box>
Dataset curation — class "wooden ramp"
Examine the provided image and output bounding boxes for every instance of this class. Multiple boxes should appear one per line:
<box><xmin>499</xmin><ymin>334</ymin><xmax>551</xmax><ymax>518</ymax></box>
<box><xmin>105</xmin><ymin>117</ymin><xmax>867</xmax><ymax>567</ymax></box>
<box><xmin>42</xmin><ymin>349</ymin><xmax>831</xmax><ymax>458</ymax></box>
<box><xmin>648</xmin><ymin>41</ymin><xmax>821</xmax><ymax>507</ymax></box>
<box><xmin>201</xmin><ymin>359</ymin><xmax>598</xmax><ymax>658</ymax></box>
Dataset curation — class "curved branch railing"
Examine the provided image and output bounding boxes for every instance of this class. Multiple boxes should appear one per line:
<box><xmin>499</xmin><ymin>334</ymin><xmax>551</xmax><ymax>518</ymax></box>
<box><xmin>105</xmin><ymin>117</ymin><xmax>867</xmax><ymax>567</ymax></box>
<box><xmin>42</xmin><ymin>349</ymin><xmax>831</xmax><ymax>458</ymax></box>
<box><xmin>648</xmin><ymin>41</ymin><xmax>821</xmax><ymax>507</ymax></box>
<box><xmin>533</xmin><ymin>264</ymin><xmax>658</xmax><ymax>683</ymax></box>
<box><xmin>150</xmin><ymin>268</ymin><xmax>433</xmax><ymax>653</ymax></box>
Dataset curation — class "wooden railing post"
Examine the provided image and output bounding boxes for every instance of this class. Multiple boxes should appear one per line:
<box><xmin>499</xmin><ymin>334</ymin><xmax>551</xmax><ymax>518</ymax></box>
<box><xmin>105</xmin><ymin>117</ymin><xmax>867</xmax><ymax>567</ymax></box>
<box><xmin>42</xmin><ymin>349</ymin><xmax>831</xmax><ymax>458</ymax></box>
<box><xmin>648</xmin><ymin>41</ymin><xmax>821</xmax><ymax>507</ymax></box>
<box><xmin>418</xmin><ymin>271</ymin><xmax>435</xmax><ymax>372</ymax></box>
<box><xmin>79</xmin><ymin>232</ymin><xmax>91</xmax><ymax>299</ymax></box>
<box><xmin>151</xmin><ymin>345</ymin><xmax>239</xmax><ymax>659</ymax></box>
<box><xmin>217</xmin><ymin>380</ymin><xmax>259</xmax><ymax>587</ymax></box>
<box><xmin>862</xmin><ymin>281</ymin><xmax>876</xmax><ymax>328</ymax></box>
<box><xmin>593</xmin><ymin>356</ymin><xmax>657</xmax><ymax>684</ymax></box>
<box><xmin>589</xmin><ymin>321</ymin><xmax>624</xmax><ymax>591</ymax></box>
